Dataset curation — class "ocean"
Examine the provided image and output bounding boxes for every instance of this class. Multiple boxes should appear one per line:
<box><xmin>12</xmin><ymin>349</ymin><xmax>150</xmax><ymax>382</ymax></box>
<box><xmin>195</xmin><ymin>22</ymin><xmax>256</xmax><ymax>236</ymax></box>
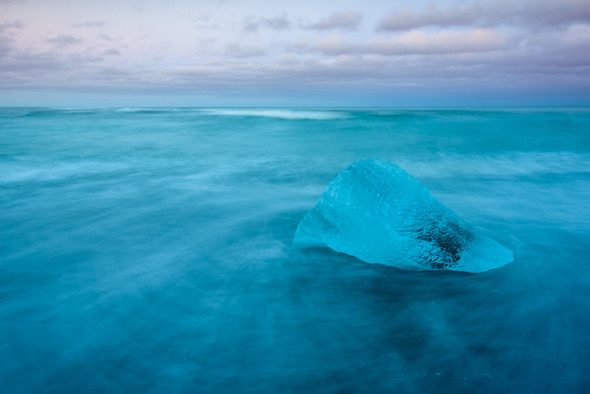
<box><xmin>1</xmin><ymin>107</ymin><xmax>589</xmax><ymax>393</ymax></box>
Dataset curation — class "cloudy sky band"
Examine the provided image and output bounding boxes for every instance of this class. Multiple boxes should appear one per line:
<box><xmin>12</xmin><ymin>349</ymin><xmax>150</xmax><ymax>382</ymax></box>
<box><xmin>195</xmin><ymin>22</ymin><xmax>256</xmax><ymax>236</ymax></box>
<box><xmin>1</xmin><ymin>0</ymin><xmax>589</xmax><ymax>106</ymax></box>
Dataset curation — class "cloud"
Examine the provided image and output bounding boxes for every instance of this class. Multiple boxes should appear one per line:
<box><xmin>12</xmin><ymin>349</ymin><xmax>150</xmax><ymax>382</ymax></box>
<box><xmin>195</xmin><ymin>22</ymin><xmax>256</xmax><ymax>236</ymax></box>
<box><xmin>243</xmin><ymin>15</ymin><xmax>290</xmax><ymax>32</ymax></box>
<box><xmin>562</xmin><ymin>24</ymin><xmax>590</xmax><ymax>47</ymax></box>
<box><xmin>1</xmin><ymin>0</ymin><xmax>589</xmax><ymax>105</ymax></box>
<box><xmin>0</xmin><ymin>20</ymin><xmax>22</xmax><ymax>32</ymax></box>
<box><xmin>3</xmin><ymin>34</ymin><xmax>589</xmax><ymax>106</ymax></box>
<box><xmin>303</xmin><ymin>11</ymin><xmax>362</xmax><ymax>31</ymax></box>
<box><xmin>192</xmin><ymin>15</ymin><xmax>219</xmax><ymax>30</ymax></box>
<box><xmin>0</xmin><ymin>50</ymin><xmax>63</xmax><ymax>75</ymax></box>
<box><xmin>158</xmin><ymin>47</ymin><xmax>590</xmax><ymax>102</ymax></box>
<box><xmin>242</xmin><ymin>18</ymin><xmax>258</xmax><ymax>32</ymax></box>
<box><xmin>0</xmin><ymin>21</ymin><xmax>20</xmax><ymax>58</ymax></box>
<box><xmin>0</xmin><ymin>35</ymin><xmax>13</xmax><ymax>58</ymax></box>
<box><xmin>72</xmin><ymin>21</ymin><xmax>105</xmax><ymax>28</ymax></box>
<box><xmin>104</xmin><ymin>48</ymin><xmax>121</xmax><ymax>56</ymax></box>
<box><xmin>46</xmin><ymin>34</ymin><xmax>83</xmax><ymax>47</ymax></box>
<box><xmin>313</xmin><ymin>29</ymin><xmax>513</xmax><ymax>56</ymax></box>
<box><xmin>224</xmin><ymin>42</ymin><xmax>266</xmax><ymax>58</ymax></box>
<box><xmin>377</xmin><ymin>0</ymin><xmax>590</xmax><ymax>31</ymax></box>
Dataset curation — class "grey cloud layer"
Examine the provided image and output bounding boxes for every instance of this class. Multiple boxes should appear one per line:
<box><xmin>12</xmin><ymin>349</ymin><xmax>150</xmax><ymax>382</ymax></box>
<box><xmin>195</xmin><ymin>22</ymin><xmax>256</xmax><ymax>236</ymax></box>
<box><xmin>103</xmin><ymin>48</ymin><xmax>120</xmax><ymax>56</ymax></box>
<box><xmin>3</xmin><ymin>25</ymin><xmax>588</xmax><ymax>90</ymax></box>
<box><xmin>378</xmin><ymin>0</ymin><xmax>590</xmax><ymax>31</ymax></box>
<box><xmin>46</xmin><ymin>34</ymin><xmax>83</xmax><ymax>47</ymax></box>
<box><xmin>303</xmin><ymin>11</ymin><xmax>362</xmax><ymax>31</ymax></box>
<box><xmin>313</xmin><ymin>29</ymin><xmax>512</xmax><ymax>56</ymax></box>
<box><xmin>243</xmin><ymin>15</ymin><xmax>290</xmax><ymax>32</ymax></box>
<box><xmin>1</xmin><ymin>0</ymin><xmax>589</xmax><ymax>104</ymax></box>
<box><xmin>243</xmin><ymin>11</ymin><xmax>363</xmax><ymax>32</ymax></box>
<box><xmin>224</xmin><ymin>42</ymin><xmax>266</xmax><ymax>58</ymax></box>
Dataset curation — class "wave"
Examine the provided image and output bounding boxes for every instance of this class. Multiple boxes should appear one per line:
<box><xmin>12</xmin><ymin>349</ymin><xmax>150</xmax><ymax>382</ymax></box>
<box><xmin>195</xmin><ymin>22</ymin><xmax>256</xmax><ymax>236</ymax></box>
<box><xmin>399</xmin><ymin>151</ymin><xmax>590</xmax><ymax>179</ymax></box>
<box><xmin>113</xmin><ymin>108</ymin><xmax>184</xmax><ymax>114</ymax></box>
<box><xmin>0</xmin><ymin>161</ymin><xmax>130</xmax><ymax>184</ymax></box>
<box><xmin>201</xmin><ymin>109</ymin><xmax>349</xmax><ymax>120</ymax></box>
<box><xmin>17</xmin><ymin>108</ymin><xmax>104</xmax><ymax>117</ymax></box>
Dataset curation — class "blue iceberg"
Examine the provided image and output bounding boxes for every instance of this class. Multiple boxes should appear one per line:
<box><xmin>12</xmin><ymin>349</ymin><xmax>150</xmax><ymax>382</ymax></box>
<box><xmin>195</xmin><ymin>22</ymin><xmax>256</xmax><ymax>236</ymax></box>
<box><xmin>295</xmin><ymin>159</ymin><xmax>513</xmax><ymax>273</ymax></box>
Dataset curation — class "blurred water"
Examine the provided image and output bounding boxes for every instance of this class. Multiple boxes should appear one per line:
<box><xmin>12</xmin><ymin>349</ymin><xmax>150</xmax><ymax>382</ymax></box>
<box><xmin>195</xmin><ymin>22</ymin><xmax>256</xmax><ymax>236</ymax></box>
<box><xmin>1</xmin><ymin>107</ymin><xmax>589</xmax><ymax>393</ymax></box>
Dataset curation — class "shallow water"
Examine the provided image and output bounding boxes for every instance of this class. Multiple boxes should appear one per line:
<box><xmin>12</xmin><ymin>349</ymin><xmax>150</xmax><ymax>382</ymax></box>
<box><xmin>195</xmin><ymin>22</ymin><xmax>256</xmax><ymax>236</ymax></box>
<box><xmin>1</xmin><ymin>107</ymin><xmax>589</xmax><ymax>393</ymax></box>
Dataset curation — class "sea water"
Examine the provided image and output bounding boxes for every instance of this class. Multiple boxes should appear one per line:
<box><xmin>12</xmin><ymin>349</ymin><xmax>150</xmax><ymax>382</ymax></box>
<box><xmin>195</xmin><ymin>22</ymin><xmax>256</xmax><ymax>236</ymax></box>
<box><xmin>1</xmin><ymin>107</ymin><xmax>589</xmax><ymax>393</ymax></box>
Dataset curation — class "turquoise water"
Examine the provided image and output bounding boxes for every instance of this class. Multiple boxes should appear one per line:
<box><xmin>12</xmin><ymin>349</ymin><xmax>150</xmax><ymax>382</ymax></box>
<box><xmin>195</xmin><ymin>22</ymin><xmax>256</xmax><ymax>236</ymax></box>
<box><xmin>1</xmin><ymin>107</ymin><xmax>589</xmax><ymax>393</ymax></box>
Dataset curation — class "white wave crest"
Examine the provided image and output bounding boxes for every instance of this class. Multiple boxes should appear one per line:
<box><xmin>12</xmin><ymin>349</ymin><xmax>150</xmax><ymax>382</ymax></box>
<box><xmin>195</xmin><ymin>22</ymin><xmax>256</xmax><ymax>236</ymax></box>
<box><xmin>202</xmin><ymin>109</ymin><xmax>348</xmax><ymax>120</ymax></box>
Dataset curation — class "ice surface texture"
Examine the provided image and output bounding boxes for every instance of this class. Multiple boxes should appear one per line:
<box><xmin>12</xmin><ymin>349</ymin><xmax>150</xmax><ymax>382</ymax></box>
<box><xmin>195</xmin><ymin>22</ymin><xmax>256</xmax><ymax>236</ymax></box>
<box><xmin>295</xmin><ymin>159</ymin><xmax>513</xmax><ymax>273</ymax></box>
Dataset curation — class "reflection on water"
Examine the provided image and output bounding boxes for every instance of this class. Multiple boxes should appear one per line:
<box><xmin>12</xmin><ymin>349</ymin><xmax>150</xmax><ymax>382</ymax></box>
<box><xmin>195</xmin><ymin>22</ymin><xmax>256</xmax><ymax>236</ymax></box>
<box><xmin>1</xmin><ymin>108</ymin><xmax>589</xmax><ymax>393</ymax></box>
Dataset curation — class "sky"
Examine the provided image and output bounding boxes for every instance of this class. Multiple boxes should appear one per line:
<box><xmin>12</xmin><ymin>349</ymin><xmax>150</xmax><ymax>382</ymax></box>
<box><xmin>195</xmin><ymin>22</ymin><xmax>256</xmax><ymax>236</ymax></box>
<box><xmin>1</xmin><ymin>0</ymin><xmax>589</xmax><ymax>106</ymax></box>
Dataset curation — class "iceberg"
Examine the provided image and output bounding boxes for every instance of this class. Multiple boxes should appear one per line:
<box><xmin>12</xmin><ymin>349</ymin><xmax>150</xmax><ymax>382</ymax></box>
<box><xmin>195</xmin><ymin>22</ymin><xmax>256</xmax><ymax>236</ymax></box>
<box><xmin>295</xmin><ymin>159</ymin><xmax>513</xmax><ymax>273</ymax></box>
